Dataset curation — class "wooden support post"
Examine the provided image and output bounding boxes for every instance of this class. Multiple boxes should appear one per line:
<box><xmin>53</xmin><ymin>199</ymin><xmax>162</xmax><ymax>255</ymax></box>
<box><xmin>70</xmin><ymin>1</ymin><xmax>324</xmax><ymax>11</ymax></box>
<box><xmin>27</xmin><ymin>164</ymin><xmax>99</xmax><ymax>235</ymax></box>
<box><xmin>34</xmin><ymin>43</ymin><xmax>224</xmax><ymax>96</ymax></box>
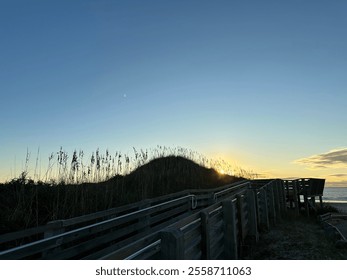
<box><xmin>259</xmin><ymin>188</ymin><xmax>269</xmax><ymax>231</ymax></box>
<box><xmin>304</xmin><ymin>195</ymin><xmax>309</xmax><ymax>217</ymax></box>
<box><xmin>222</xmin><ymin>199</ymin><xmax>238</xmax><ymax>259</ymax></box>
<box><xmin>293</xmin><ymin>181</ymin><xmax>299</xmax><ymax>216</ymax></box>
<box><xmin>273</xmin><ymin>182</ymin><xmax>281</xmax><ymax>220</ymax></box>
<box><xmin>278</xmin><ymin>180</ymin><xmax>287</xmax><ymax>215</ymax></box>
<box><xmin>267</xmin><ymin>185</ymin><xmax>276</xmax><ymax>225</ymax></box>
<box><xmin>246</xmin><ymin>190</ymin><xmax>259</xmax><ymax>244</ymax></box>
<box><xmin>319</xmin><ymin>196</ymin><xmax>323</xmax><ymax>208</ymax></box>
<box><xmin>160</xmin><ymin>228</ymin><xmax>185</xmax><ymax>259</ymax></box>
<box><xmin>200</xmin><ymin>210</ymin><xmax>211</xmax><ymax>259</ymax></box>
<box><xmin>284</xmin><ymin>181</ymin><xmax>292</xmax><ymax>208</ymax></box>
<box><xmin>254</xmin><ymin>190</ymin><xmax>260</xmax><ymax>225</ymax></box>
<box><xmin>236</xmin><ymin>195</ymin><xmax>246</xmax><ymax>242</ymax></box>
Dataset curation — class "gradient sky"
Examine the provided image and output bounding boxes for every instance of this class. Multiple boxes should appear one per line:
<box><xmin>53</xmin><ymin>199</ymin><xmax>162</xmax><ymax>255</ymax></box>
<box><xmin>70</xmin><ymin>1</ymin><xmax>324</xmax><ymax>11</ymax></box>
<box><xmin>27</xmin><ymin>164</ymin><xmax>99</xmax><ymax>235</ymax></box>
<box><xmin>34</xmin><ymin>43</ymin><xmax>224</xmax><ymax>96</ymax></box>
<box><xmin>1</xmin><ymin>0</ymin><xmax>347</xmax><ymax>186</ymax></box>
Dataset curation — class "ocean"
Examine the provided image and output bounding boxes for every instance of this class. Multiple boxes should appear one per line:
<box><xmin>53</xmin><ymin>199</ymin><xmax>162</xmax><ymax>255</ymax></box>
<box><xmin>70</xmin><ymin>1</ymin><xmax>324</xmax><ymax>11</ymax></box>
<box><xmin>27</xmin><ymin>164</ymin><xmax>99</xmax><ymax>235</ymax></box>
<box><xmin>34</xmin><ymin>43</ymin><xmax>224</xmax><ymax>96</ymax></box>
<box><xmin>322</xmin><ymin>187</ymin><xmax>347</xmax><ymax>203</ymax></box>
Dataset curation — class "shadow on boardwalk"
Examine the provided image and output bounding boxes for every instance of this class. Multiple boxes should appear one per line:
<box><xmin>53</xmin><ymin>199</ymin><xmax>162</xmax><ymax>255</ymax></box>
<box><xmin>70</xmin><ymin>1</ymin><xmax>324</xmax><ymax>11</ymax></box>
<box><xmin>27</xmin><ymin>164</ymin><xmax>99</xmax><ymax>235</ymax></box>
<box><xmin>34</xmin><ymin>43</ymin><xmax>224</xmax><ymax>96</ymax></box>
<box><xmin>243</xmin><ymin>214</ymin><xmax>347</xmax><ymax>260</ymax></box>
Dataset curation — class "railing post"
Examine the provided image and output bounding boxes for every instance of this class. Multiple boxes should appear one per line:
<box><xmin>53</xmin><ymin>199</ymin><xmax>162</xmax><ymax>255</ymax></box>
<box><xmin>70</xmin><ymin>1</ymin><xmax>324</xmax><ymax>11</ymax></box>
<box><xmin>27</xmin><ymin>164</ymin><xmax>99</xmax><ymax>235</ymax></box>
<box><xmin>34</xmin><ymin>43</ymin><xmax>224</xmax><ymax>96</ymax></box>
<box><xmin>236</xmin><ymin>194</ymin><xmax>246</xmax><ymax>242</ymax></box>
<box><xmin>293</xmin><ymin>181</ymin><xmax>300</xmax><ymax>216</ymax></box>
<box><xmin>259</xmin><ymin>188</ymin><xmax>269</xmax><ymax>230</ymax></box>
<box><xmin>160</xmin><ymin>228</ymin><xmax>185</xmax><ymax>259</ymax></box>
<box><xmin>200</xmin><ymin>209</ymin><xmax>211</xmax><ymax>259</ymax></box>
<box><xmin>222</xmin><ymin>199</ymin><xmax>238</xmax><ymax>259</ymax></box>
<box><xmin>246</xmin><ymin>190</ymin><xmax>259</xmax><ymax>244</ymax></box>
<box><xmin>278</xmin><ymin>180</ymin><xmax>287</xmax><ymax>215</ymax></box>
<box><xmin>267</xmin><ymin>184</ymin><xmax>276</xmax><ymax>225</ymax></box>
<box><xmin>273</xmin><ymin>181</ymin><xmax>281</xmax><ymax>220</ymax></box>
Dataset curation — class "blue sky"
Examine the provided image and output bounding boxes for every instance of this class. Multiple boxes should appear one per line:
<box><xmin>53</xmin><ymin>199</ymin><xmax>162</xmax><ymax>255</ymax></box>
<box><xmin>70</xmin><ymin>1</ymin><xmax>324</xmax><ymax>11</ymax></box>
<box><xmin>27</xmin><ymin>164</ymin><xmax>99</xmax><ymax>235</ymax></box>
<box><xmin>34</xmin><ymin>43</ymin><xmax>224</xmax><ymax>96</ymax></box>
<box><xmin>1</xmin><ymin>0</ymin><xmax>347</xmax><ymax>185</ymax></box>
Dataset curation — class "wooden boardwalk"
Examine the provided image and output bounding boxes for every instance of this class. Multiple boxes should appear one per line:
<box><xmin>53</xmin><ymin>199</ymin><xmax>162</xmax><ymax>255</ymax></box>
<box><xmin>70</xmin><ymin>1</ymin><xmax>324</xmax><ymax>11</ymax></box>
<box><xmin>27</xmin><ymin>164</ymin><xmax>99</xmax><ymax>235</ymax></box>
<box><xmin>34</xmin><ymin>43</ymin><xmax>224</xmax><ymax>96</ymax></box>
<box><xmin>0</xmin><ymin>178</ymin><xmax>325</xmax><ymax>260</ymax></box>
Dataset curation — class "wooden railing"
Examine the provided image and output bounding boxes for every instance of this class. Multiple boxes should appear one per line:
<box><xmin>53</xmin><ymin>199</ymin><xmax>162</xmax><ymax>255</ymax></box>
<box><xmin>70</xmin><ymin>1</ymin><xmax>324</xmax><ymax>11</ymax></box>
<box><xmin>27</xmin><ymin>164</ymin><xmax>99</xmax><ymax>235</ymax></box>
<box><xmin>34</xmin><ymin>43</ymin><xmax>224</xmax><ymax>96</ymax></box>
<box><xmin>284</xmin><ymin>178</ymin><xmax>325</xmax><ymax>216</ymax></box>
<box><xmin>0</xmin><ymin>180</ymin><xmax>247</xmax><ymax>259</ymax></box>
<box><xmin>152</xmin><ymin>179</ymin><xmax>287</xmax><ymax>260</ymax></box>
<box><xmin>0</xmin><ymin>178</ymin><xmax>324</xmax><ymax>260</ymax></box>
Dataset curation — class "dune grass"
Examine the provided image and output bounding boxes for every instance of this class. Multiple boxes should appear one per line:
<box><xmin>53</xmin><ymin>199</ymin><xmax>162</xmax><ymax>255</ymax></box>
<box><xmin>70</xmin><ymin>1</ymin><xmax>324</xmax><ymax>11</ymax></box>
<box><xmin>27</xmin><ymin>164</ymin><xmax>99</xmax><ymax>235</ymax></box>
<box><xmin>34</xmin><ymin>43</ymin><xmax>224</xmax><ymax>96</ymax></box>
<box><xmin>0</xmin><ymin>146</ymin><xmax>254</xmax><ymax>234</ymax></box>
<box><xmin>13</xmin><ymin>146</ymin><xmax>256</xmax><ymax>185</ymax></box>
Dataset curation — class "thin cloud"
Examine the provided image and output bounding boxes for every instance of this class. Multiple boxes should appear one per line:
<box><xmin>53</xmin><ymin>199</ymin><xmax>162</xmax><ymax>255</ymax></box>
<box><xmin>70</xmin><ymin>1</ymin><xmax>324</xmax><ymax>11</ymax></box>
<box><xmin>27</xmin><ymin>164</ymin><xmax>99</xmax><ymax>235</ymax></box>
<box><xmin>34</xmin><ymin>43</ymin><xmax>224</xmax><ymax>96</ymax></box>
<box><xmin>329</xmin><ymin>173</ymin><xmax>347</xmax><ymax>178</ymax></box>
<box><xmin>294</xmin><ymin>148</ymin><xmax>347</xmax><ymax>170</ymax></box>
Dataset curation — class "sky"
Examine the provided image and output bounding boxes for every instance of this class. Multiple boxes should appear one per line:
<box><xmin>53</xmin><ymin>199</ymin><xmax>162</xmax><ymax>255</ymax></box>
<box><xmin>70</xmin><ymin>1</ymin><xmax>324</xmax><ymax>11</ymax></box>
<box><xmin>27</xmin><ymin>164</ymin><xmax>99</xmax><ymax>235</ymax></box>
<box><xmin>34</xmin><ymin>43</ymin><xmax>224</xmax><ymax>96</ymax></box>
<box><xmin>1</xmin><ymin>0</ymin><xmax>347</xmax><ymax>186</ymax></box>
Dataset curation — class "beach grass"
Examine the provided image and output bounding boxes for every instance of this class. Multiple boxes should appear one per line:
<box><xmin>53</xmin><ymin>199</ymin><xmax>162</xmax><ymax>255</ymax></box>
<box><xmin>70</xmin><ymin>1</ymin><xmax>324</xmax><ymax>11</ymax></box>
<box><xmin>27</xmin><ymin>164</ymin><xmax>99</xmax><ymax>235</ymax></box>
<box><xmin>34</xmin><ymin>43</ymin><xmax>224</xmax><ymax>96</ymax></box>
<box><xmin>0</xmin><ymin>147</ymin><xmax>249</xmax><ymax>234</ymax></box>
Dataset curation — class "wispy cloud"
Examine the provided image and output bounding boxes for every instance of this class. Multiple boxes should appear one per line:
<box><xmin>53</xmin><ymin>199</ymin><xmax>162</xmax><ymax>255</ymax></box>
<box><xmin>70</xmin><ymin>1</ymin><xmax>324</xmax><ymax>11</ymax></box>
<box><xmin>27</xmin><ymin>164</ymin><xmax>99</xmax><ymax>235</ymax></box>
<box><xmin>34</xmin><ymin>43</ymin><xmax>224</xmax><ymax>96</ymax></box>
<box><xmin>329</xmin><ymin>173</ymin><xmax>347</xmax><ymax>178</ymax></box>
<box><xmin>294</xmin><ymin>148</ymin><xmax>347</xmax><ymax>170</ymax></box>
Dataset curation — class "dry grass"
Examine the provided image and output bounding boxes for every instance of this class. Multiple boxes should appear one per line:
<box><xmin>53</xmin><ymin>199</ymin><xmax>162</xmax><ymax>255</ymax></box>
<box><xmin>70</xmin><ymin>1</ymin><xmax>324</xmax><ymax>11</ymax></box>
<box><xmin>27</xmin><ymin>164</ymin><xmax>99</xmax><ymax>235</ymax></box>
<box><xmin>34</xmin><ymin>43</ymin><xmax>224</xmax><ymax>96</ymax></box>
<box><xmin>13</xmin><ymin>146</ymin><xmax>257</xmax><ymax>185</ymax></box>
<box><xmin>244</xmin><ymin>213</ymin><xmax>347</xmax><ymax>260</ymax></box>
<box><xmin>0</xmin><ymin>149</ymin><xmax>247</xmax><ymax>234</ymax></box>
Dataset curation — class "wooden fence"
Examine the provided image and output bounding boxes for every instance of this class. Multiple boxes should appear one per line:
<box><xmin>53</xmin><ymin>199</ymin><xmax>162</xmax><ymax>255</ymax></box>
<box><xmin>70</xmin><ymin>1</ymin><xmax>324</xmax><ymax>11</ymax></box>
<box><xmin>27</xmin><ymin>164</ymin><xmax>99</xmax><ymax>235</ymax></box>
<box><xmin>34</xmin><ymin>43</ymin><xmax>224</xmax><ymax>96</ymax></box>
<box><xmin>0</xmin><ymin>178</ymin><xmax>324</xmax><ymax>260</ymax></box>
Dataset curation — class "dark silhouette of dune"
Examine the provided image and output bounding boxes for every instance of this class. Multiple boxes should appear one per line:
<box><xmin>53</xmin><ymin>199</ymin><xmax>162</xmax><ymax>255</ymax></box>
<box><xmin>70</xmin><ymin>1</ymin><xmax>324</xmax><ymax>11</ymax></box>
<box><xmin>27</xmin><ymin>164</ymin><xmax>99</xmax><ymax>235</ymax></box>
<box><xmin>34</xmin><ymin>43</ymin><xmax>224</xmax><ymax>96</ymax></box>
<box><xmin>0</xmin><ymin>156</ymin><xmax>243</xmax><ymax>234</ymax></box>
<box><xmin>112</xmin><ymin>155</ymin><xmax>242</xmax><ymax>199</ymax></box>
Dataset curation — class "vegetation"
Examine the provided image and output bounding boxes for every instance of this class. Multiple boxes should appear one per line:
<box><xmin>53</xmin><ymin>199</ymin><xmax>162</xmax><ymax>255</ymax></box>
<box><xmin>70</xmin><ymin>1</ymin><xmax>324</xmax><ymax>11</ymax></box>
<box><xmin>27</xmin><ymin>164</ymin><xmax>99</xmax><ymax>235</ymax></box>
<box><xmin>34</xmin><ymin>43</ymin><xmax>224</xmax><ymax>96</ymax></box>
<box><xmin>244</xmin><ymin>214</ymin><xmax>347</xmax><ymax>259</ymax></box>
<box><xmin>12</xmin><ymin>146</ymin><xmax>256</xmax><ymax>184</ymax></box>
<box><xmin>0</xmin><ymin>146</ymin><xmax>252</xmax><ymax>234</ymax></box>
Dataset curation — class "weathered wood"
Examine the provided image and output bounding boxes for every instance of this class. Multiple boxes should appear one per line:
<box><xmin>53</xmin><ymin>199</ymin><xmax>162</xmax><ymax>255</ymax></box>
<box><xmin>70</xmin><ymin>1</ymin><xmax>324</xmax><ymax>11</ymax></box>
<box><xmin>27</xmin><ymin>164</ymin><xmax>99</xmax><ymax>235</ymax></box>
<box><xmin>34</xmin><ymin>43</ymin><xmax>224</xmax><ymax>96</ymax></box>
<box><xmin>293</xmin><ymin>181</ymin><xmax>300</xmax><ymax>215</ymax></box>
<box><xmin>210</xmin><ymin>236</ymin><xmax>224</xmax><ymax>259</ymax></box>
<box><xmin>259</xmin><ymin>188</ymin><xmax>269</xmax><ymax>230</ymax></box>
<box><xmin>236</xmin><ymin>194</ymin><xmax>247</xmax><ymax>241</ymax></box>
<box><xmin>83</xmin><ymin>211</ymin><xmax>193</xmax><ymax>260</ymax></box>
<box><xmin>183</xmin><ymin>225</ymin><xmax>201</xmax><ymax>244</ymax></box>
<box><xmin>44</xmin><ymin>220</ymin><xmax>65</xmax><ymax>238</ymax></box>
<box><xmin>213</xmin><ymin>181</ymin><xmax>250</xmax><ymax>202</ymax></box>
<box><xmin>200</xmin><ymin>210</ymin><xmax>211</xmax><ymax>259</ymax></box>
<box><xmin>1</xmin><ymin>195</ymin><xmax>194</xmax><ymax>259</ymax></box>
<box><xmin>172</xmin><ymin>213</ymin><xmax>201</xmax><ymax>230</ymax></box>
<box><xmin>100</xmin><ymin>232</ymin><xmax>161</xmax><ymax>260</ymax></box>
<box><xmin>150</xmin><ymin>203</ymin><xmax>189</xmax><ymax>226</ymax></box>
<box><xmin>222</xmin><ymin>199</ymin><xmax>238</xmax><ymax>259</ymax></box>
<box><xmin>278</xmin><ymin>180</ymin><xmax>287</xmax><ymax>215</ymax></box>
<box><xmin>253</xmin><ymin>190</ymin><xmax>261</xmax><ymax>227</ymax></box>
<box><xmin>160</xmin><ymin>228</ymin><xmax>185</xmax><ymax>259</ymax></box>
<box><xmin>185</xmin><ymin>243</ymin><xmax>202</xmax><ymax>260</ymax></box>
<box><xmin>267</xmin><ymin>185</ymin><xmax>276</xmax><ymax>224</ymax></box>
<box><xmin>0</xmin><ymin>224</ymin><xmax>51</xmax><ymax>244</ymax></box>
<box><xmin>245</xmin><ymin>190</ymin><xmax>259</xmax><ymax>243</ymax></box>
<box><xmin>0</xmin><ymin>181</ymin><xmax>246</xmax><ymax>251</ymax></box>
<box><xmin>273</xmin><ymin>181</ymin><xmax>280</xmax><ymax>218</ymax></box>
<box><xmin>1</xmin><ymin>178</ymin><xmax>326</xmax><ymax>260</ymax></box>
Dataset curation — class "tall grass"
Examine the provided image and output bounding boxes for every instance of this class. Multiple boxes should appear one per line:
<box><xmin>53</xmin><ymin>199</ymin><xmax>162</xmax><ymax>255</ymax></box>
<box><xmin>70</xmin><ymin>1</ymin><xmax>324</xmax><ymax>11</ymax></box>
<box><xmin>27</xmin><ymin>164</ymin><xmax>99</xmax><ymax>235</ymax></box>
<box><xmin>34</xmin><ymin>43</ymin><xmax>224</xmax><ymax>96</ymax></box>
<box><xmin>0</xmin><ymin>146</ymin><xmax>257</xmax><ymax>234</ymax></box>
<box><xmin>12</xmin><ymin>145</ymin><xmax>257</xmax><ymax>184</ymax></box>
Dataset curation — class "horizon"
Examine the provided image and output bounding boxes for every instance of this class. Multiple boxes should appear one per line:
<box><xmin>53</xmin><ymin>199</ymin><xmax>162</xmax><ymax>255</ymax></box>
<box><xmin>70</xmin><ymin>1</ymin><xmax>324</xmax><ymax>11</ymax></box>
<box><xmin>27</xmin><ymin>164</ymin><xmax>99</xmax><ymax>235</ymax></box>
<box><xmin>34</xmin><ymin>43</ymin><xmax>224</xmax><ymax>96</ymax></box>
<box><xmin>1</xmin><ymin>0</ymin><xmax>347</xmax><ymax>186</ymax></box>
